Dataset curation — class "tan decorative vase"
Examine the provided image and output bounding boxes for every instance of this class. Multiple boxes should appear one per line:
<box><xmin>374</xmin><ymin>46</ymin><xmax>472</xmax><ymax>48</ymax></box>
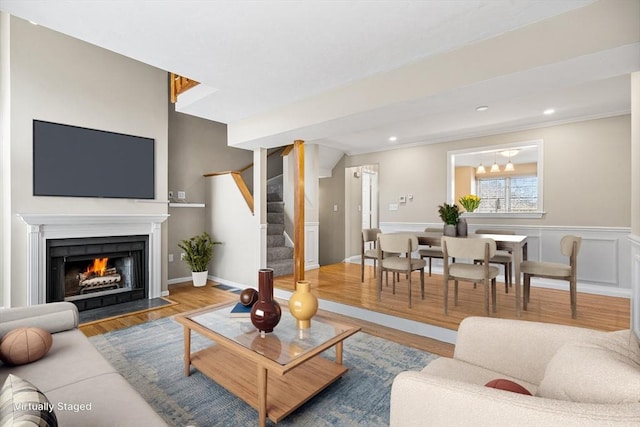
<box><xmin>288</xmin><ymin>280</ymin><xmax>318</xmax><ymax>329</ymax></box>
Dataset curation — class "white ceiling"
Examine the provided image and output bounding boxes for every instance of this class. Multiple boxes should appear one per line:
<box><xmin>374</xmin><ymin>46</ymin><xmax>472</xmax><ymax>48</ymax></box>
<box><xmin>1</xmin><ymin>0</ymin><xmax>638</xmax><ymax>166</ymax></box>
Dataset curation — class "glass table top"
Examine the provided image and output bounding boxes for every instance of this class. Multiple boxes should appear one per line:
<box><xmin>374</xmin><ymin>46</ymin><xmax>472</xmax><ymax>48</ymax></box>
<box><xmin>187</xmin><ymin>303</ymin><xmax>358</xmax><ymax>365</ymax></box>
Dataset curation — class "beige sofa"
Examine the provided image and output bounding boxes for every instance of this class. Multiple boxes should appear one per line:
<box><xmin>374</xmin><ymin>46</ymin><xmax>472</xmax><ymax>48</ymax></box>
<box><xmin>0</xmin><ymin>302</ymin><xmax>168</xmax><ymax>426</ymax></box>
<box><xmin>391</xmin><ymin>316</ymin><xmax>640</xmax><ymax>426</ymax></box>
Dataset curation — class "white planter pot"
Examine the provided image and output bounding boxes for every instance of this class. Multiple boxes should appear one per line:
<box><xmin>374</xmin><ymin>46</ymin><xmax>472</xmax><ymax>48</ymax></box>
<box><xmin>192</xmin><ymin>271</ymin><xmax>209</xmax><ymax>287</ymax></box>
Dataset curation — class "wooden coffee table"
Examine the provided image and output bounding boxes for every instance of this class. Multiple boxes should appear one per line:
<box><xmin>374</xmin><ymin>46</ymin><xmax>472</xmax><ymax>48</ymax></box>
<box><xmin>175</xmin><ymin>302</ymin><xmax>360</xmax><ymax>426</ymax></box>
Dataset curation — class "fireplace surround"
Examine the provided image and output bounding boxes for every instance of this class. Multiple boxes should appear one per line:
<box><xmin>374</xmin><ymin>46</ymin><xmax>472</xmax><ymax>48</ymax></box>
<box><xmin>18</xmin><ymin>213</ymin><xmax>168</xmax><ymax>307</ymax></box>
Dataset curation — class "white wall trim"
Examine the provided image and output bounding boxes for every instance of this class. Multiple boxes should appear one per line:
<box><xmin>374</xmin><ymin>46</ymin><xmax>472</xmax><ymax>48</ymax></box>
<box><xmin>17</xmin><ymin>213</ymin><xmax>169</xmax><ymax>305</ymax></box>
<box><xmin>305</xmin><ymin>221</ymin><xmax>319</xmax><ymax>270</ymax></box>
<box><xmin>208</xmin><ymin>274</ymin><xmax>254</xmax><ymax>290</ymax></box>
<box><xmin>630</xmin><ymin>234</ymin><xmax>640</xmax><ymax>342</ymax></box>
<box><xmin>167</xmin><ymin>276</ymin><xmax>192</xmax><ymax>286</ymax></box>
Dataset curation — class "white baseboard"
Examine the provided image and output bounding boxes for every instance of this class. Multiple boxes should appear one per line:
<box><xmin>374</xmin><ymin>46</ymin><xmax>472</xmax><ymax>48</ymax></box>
<box><xmin>168</xmin><ymin>276</ymin><xmax>192</xmax><ymax>286</ymax></box>
<box><xmin>208</xmin><ymin>275</ymin><xmax>253</xmax><ymax>290</ymax></box>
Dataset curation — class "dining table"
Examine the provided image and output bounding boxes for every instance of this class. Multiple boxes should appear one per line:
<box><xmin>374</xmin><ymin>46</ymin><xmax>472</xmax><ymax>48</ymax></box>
<box><xmin>414</xmin><ymin>231</ymin><xmax>528</xmax><ymax>317</ymax></box>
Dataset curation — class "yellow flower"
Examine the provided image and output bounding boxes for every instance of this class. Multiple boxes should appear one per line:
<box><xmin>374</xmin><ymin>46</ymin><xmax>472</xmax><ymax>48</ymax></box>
<box><xmin>459</xmin><ymin>195</ymin><xmax>481</xmax><ymax>212</ymax></box>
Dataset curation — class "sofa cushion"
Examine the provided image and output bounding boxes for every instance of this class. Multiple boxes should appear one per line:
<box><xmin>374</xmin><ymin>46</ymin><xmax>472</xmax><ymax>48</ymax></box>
<box><xmin>0</xmin><ymin>374</ymin><xmax>58</xmax><ymax>427</ymax></box>
<box><xmin>537</xmin><ymin>330</ymin><xmax>640</xmax><ymax>403</ymax></box>
<box><xmin>44</xmin><ymin>373</ymin><xmax>168</xmax><ymax>427</ymax></box>
<box><xmin>0</xmin><ymin>303</ymin><xmax>78</xmax><ymax>337</ymax></box>
<box><xmin>0</xmin><ymin>327</ymin><xmax>53</xmax><ymax>366</ymax></box>
<box><xmin>421</xmin><ymin>357</ymin><xmax>538</xmax><ymax>395</ymax></box>
<box><xmin>0</xmin><ymin>329</ymin><xmax>117</xmax><ymax>391</ymax></box>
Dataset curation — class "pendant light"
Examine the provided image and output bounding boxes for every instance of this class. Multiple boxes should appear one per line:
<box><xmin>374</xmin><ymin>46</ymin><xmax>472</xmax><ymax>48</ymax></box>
<box><xmin>476</xmin><ymin>163</ymin><xmax>486</xmax><ymax>174</ymax></box>
<box><xmin>490</xmin><ymin>152</ymin><xmax>500</xmax><ymax>172</ymax></box>
<box><xmin>504</xmin><ymin>150</ymin><xmax>515</xmax><ymax>172</ymax></box>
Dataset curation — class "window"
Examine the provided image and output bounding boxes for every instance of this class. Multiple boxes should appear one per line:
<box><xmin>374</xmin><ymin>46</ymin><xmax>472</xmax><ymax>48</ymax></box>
<box><xmin>476</xmin><ymin>176</ymin><xmax>538</xmax><ymax>213</ymax></box>
<box><xmin>446</xmin><ymin>139</ymin><xmax>544</xmax><ymax>217</ymax></box>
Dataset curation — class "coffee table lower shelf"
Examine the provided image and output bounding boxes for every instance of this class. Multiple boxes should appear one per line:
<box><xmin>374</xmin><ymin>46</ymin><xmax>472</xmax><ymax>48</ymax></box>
<box><xmin>190</xmin><ymin>345</ymin><xmax>348</xmax><ymax>423</ymax></box>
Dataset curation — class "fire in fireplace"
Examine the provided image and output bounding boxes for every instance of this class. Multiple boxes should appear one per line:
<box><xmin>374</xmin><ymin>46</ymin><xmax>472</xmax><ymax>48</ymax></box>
<box><xmin>69</xmin><ymin>257</ymin><xmax>124</xmax><ymax>296</ymax></box>
<box><xmin>47</xmin><ymin>235</ymin><xmax>149</xmax><ymax>311</ymax></box>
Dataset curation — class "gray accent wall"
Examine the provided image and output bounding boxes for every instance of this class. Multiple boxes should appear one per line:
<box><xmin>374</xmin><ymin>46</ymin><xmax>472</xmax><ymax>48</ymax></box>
<box><xmin>319</xmin><ymin>155</ymin><xmax>346</xmax><ymax>265</ymax></box>
<box><xmin>167</xmin><ymin>106</ymin><xmax>252</xmax><ymax>281</ymax></box>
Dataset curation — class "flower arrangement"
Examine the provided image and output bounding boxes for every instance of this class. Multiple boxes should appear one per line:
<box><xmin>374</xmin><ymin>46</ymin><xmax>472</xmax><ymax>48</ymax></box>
<box><xmin>459</xmin><ymin>194</ymin><xmax>481</xmax><ymax>212</ymax></box>
<box><xmin>437</xmin><ymin>203</ymin><xmax>461</xmax><ymax>225</ymax></box>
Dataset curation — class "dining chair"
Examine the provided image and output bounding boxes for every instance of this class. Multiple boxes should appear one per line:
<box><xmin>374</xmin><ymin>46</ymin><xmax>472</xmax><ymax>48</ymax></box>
<box><xmin>362</xmin><ymin>228</ymin><xmax>400</xmax><ymax>283</ymax></box>
<box><xmin>474</xmin><ymin>229</ymin><xmax>515</xmax><ymax>293</ymax></box>
<box><xmin>418</xmin><ymin>227</ymin><xmax>444</xmax><ymax>276</ymax></box>
<box><xmin>377</xmin><ymin>233</ymin><xmax>426</xmax><ymax>308</ymax></box>
<box><xmin>521</xmin><ymin>235</ymin><xmax>581</xmax><ymax>319</ymax></box>
<box><xmin>361</xmin><ymin>228</ymin><xmax>382</xmax><ymax>282</ymax></box>
<box><xmin>441</xmin><ymin>236</ymin><xmax>499</xmax><ymax>316</ymax></box>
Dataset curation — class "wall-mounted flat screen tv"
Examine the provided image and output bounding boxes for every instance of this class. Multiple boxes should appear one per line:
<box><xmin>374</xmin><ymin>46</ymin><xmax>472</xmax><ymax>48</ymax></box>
<box><xmin>33</xmin><ymin>120</ymin><xmax>155</xmax><ymax>199</ymax></box>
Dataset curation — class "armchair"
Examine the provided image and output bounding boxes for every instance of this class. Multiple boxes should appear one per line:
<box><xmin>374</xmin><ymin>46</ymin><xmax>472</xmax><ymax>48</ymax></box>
<box><xmin>391</xmin><ymin>316</ymin><xmax>640</xmax><ymax>426</ymax></box>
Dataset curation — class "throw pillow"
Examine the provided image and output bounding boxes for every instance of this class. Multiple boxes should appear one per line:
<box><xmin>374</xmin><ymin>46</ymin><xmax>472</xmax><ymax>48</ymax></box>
<box><xmin>0</xmin><ymin>374</ymin><xmax>58</xmax><ymax>427</ymax></box>
<box><xmin>537</xmin><ymin>330</ymin><xmax>640</xmax><ymax>403</ymax></box>
<box><xmin>485</xmin><ymin>379</ymin><xmax>532</xmax><ymax>395</ymax></box>
<box><xmin>0</xmin><ymin>327</ymin><xmax>53</xmax><ymax>366</ymax></box>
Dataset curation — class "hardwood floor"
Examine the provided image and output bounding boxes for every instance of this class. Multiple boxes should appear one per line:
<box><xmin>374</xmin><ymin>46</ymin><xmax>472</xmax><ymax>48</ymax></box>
<box><xmin>274</xmin><ymin>263</ymin><xmax>630</xmax><ymax>333</ymax></box>
<box><xmin>81</xmin><ymin>262</ymin><xmax>630</xmax><ymax>359</ymax></box>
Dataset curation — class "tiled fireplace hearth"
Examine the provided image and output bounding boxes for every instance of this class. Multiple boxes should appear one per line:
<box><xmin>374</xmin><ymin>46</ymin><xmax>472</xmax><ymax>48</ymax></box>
<box><xmin>18</xmin><ymin>214</ymin><xmax>169</xmax><ymax>308</ymax></box>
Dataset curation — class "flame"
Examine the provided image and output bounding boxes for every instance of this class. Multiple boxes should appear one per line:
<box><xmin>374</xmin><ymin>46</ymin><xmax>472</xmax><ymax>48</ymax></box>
<box><xmin>85</xmin><ymin>257</ymin><xmax>108</xmax><ymax>276</ymax></box>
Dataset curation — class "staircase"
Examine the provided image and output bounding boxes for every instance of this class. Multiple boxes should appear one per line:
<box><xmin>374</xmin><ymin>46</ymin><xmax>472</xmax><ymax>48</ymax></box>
<box><xmin>266</xmin><ymin>184</ymin><xmax>294</xmax><ymax>277</ymax></box>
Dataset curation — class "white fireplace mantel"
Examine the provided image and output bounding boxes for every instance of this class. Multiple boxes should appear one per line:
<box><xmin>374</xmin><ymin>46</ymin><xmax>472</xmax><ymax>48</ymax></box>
<box><xmin>18</xmin><ymin>213</ymin><xmax>169</xmax><ymax>305</ymax></box>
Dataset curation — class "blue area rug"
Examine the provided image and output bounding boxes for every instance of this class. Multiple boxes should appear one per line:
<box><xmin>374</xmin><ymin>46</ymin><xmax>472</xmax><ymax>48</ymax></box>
<box><xmin>89</xmin><ymin>317</ymin><xmax>437</xmax><ymax>427</ymax></box>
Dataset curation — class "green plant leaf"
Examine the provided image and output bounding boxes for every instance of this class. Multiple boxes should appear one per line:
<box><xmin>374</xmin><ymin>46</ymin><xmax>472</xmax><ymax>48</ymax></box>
<box><xmin>177</xmin><ymin>232</ymin><xmax>222</xmax><ymax>272</ymax></box>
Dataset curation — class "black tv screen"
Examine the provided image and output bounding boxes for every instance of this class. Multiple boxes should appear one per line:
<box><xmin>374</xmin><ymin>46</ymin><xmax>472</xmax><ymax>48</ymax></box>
<box><xmin>33</xmin><ymin>120</ymin><xmax>155</xmax><ymax>199</ymax></box>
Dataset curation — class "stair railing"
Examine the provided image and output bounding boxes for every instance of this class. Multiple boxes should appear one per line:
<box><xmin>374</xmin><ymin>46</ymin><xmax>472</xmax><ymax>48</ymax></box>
<box><xmin>170</xmin><ymin>73</ymin><xmax>199</xmax><ymax>103</ymax></box>
<box><xmin>202</xmin><ymin>171</ymin><xmax>253</xmax><ymax>213</ymax></box>
<box><xmin>202</xmin><ymin>146</ymin><xmax>292</xmax><ymax>214</ymax></box>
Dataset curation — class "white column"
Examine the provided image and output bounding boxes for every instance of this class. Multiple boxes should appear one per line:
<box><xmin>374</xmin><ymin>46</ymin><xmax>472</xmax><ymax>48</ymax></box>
<box><xmin>25</xmin><ymin>224</ymin><xmax>43</xmax><ymax>305</ymax></box>
<box><xmin>254</xmin><ymin>148</ymin><xmax>267</xmax><ymax>270</ymax></box>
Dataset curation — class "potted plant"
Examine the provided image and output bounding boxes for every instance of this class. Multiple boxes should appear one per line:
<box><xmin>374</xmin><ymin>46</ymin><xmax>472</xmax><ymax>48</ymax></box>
<box><xmin>178</xmin><ymin>232</ymin><xmax>221</xmax><ymax>287</ymax></box>
<box><xmin>438</xmin><ymin>203</ymin><xmax>461</xmax><ymax>236</ymax></box>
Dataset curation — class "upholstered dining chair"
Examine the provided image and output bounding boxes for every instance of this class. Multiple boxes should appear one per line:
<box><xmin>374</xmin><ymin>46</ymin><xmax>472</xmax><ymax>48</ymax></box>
<box><xmin>377</xmin><ymin>233</ymin><xmax>426</xmax><ymax>308</ymax></box>
<box><xmin>474</xmin><ymin>229</ymin><xmax>515</xmax><ymax>293</ymax></box>
<box><xmin>521</xmin><ymin>235</ymin><xmax>581</xmax><ymax>319</ymax></box>
<box><xmin>418</xmin><ymin>227</ymin><xmax>444</xmax><ymax>276</ymax></box>
<box><xmin>441</xmin><ymin>236</ymin><xmax>499</xmax><ymax>316</ymax></box>
<box><xmin>361</xmin><ymin>228</ymin><xmax>382</xmax><ymax>282</ymax></box>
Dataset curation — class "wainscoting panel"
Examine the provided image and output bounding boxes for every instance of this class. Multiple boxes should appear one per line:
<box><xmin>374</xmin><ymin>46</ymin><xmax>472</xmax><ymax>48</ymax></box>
<box><xmin>631</xmin><ymin>235</ymin><xmax>640</xmax><ymax>341</ymax></box>
<box><xmin>366</xmin><ymin>223</ymin><xmax>632</xmax><ymax>297</ymax></box>
<box><xmin>305</xmin><ymin>222</ymin><xmax>320</xmax><ymax>270</ymax></box>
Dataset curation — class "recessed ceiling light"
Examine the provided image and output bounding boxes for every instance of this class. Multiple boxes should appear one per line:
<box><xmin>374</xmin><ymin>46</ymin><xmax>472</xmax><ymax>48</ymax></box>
<box><xmin>543</xmin><ymin>108</ymin><xmax>555</xmax><ymax>115</ymax></box>
<box><xmin>29</xmin><ymin>20</ymin><xmax>39</xmax><ymax>26</ymax></box>
<box><xmin>388</xmin><ymin>136</ymin><xmax>397</xmax><ymax>142</ymax></box>
<box><xmin>475</xmin><ymin>105</ymin><xmax>489</xmax><ymax>112</ymax></box>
